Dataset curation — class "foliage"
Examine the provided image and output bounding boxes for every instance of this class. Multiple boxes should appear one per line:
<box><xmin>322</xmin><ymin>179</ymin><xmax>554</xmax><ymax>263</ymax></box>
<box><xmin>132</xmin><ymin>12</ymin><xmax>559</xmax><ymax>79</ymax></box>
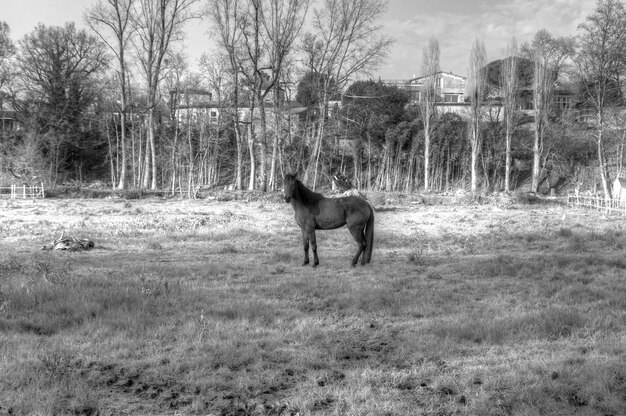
<box><xmin>16</xmin><ymin>23</ymin><xmax>108</xmax><ymax>135</ymax></box>
<box><xmin>341</xmin><ymin>80</ymin><xmax>408</xmax><ymax>136</ymax></box>
<box><xmin>575</xmin><ymin>0</ymin><xmax>626</xmax><ymax>199</ymax></box>
<box><xmin>485</xmin><ymin>56</ymin><xmax>534</xmax><ymax>89</ymax></box>
<box><xmin>295</xmin><ymin>71</ymin><xmax>338</xmax><ymax>114</ymax></box>
<box><xmin>1</xmin><ymin>1</ymin><xmax>626</xmax><ymax>194</ymax></box>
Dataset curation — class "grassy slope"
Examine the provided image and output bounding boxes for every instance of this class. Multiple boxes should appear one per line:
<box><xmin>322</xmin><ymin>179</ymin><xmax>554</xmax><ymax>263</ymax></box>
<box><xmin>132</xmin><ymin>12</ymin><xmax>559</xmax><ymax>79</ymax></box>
<box><xmin>0</xmin><ymin>197</ymin><xmax>625</xmax><ymax>415</ymax></box>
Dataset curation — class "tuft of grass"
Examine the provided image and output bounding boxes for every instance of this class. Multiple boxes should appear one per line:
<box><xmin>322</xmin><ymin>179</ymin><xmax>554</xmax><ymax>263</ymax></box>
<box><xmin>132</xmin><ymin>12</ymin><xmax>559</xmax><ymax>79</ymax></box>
<box><xmin>407</xmin><ymin>248</ymin><xmax>426</xmax><ymax>266</ymax></box>
<box><xmin>430</xmin><ymin>307</ymin><xmax>586</xmax><ymax>345</ymax></box>
<box><xmin>218</xmin><ymin>243</ymin><xmax>238</xmax><ymax>254</ymax></box>
<box><xmin>557</xmin><ymin>227</ymin><xmax>573</xmax><ymax>238</ymax></box>
<box><xmin>568</xmin><ymin>233</ymin><xmax>589</xmax><ymax>252</ymax></box>
<box><xmin>270</xmin><ymin>249</ymin><xmax>296</xmax><ymax>263</ymax></box>
<box><xmin>146</xmin><ymin>241</ymin><xmax>163</xmax><ymax>250</ymax></box>
<box><xmin>534</xmin><ymin>306</ymin><xmax>587</xmax><ymax>340</ymax></box>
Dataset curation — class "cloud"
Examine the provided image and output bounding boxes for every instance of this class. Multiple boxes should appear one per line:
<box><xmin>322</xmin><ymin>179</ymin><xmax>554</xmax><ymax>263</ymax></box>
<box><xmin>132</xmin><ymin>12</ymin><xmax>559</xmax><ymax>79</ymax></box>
<box><xmin>376</xmin><ymin>0</ymin><xmax>597</xmax><ymax>79</ymax></box>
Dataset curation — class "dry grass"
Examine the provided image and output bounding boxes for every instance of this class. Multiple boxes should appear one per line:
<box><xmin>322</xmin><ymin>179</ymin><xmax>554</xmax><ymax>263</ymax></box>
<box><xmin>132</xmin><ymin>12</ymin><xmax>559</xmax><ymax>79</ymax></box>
<box><xmin>0</xmin><ymin>196</ymin><xmax>625</xmax><ymax>415</ymax></box>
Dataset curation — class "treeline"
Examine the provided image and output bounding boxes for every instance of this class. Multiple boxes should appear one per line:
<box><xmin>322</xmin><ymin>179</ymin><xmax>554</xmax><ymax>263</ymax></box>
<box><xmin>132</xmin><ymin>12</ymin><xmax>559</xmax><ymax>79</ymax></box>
<box><xmin>0</xmin><ymin>0</ymin><xmax>625</xmax><ymax>197</ymax></box>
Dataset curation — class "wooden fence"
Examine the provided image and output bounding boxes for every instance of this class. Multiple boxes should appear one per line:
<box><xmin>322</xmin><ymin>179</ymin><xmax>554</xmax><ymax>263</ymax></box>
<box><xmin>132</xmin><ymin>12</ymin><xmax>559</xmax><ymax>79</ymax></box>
<box><xmin>0</xmin><ymin>183</ymin><xmax>45</xmax><ymax>199</ymax></box>
<box><xmin>567</xmin><ymin>194</ymin><xmax>626</xmax><ymax>216</ymax></box>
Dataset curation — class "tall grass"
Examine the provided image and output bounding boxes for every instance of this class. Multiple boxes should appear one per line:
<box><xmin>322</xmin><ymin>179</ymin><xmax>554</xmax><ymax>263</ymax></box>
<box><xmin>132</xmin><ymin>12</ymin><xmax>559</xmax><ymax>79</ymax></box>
<box><xmin>1</xmin><ymin>199</ymin><xmax>625</xmax><ymax>415</ymax></box>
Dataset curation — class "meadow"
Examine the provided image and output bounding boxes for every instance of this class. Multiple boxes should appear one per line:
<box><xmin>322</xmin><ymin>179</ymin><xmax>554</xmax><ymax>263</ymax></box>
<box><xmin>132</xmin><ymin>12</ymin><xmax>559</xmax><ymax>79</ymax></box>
<box><xmin>0</xmin><ymin>193</ymin><xmax>625</xmax><ymax>415</ymax></box>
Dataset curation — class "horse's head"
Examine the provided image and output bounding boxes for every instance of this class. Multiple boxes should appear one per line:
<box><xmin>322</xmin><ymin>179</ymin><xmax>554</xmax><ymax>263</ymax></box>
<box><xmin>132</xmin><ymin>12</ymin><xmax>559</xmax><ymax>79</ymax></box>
<box><xmin>283</xmin><ymin>173</ymin><xmax>297</xmax><ymax>203</ymax></box>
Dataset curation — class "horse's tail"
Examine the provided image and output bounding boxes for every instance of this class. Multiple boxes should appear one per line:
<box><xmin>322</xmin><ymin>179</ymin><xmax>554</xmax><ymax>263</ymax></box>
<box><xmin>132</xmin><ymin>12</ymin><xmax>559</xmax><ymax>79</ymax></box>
<box><xmin>364</xmin><ymin>206</ymin><xmax>374</xmax><ymax>264</ymax></box>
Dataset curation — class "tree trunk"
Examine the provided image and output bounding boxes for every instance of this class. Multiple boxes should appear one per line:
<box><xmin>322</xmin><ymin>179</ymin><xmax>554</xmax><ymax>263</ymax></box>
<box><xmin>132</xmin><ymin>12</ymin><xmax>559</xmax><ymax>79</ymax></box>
<box><xmin>106</xmin><ymin>115</ymin><xmax>116</xmax><ymax>188</ymax></box>
<box><xmin>423</xmin><ymin>111</ymin><xmax>431</xmax><ymax>191</ymax></box>
<box><xmin>597</xmin><ymin>123</ymin><xmax>611</xmax><ymax>199</ymax></box>
<box><xmin>234</xmin><ymin>117</ymin><xmax>243</xmax><ymax>190</ymax></box>
<box><xmin>470</xmin><ymin>120</ymin><xmax>481</xmax><ymax>194</ymax></box>
<box><xmin>142</xmin><ymin>109</ymin><xmax>153</xmax><ymax>189</ymax></box>
<box><xmin>258</xmin><ymin>102</ymin><xmax>268</xmax><ymax>191</ymax></box>
<box><xmin>150</xmin><ymin>113</ymin><xmax>157</xmax><ymax>190</ymax></box>
<box><xmin>531</xmin><ymin>118</ymin><xmax>542</xmax><ymax>193</ymax></box>
<box><xmin>504</xmin><ymin>128</ymin><xmax>512</xmax><ymax>192</ymax></box>
<box><xmin>269</xmin><ymin>99</ymin><xmax>281</xmax><ymax>191</ymax></box>
<box><xmin>247</xmin><ymin>103</ymin><xmax>256</xmax><ymax>190</ymax></box>
<box><xmin>304</xmin><ymin>105</ymin><xmax>324</xmax><ymax>188</ymax></box>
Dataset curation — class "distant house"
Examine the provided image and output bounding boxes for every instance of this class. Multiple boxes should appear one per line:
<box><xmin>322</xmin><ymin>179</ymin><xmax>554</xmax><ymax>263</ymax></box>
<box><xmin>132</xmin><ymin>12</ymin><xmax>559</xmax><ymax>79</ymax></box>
<box><xmin>170</xmin><ymin>88</ymin><xmax>222</xmax><ymax>125</ymax></box>
<box><xmin>0</xmin><ymin>99</ymin><xmax>21</xmax><ymax>132</ymax></box>
<box><xmin>383</xmin><ymin>71</ymin><xmax>467</xmax><ymax>105</ymax></box>
<box><xmin>169</xmin><ymin>88</ymin><xmax>307</xmax><ymax>137</ymax></box>
<box><xmin>613</xmin><ymin>177</ymin><xmax>626</xmax><ymax>203</ymax></box>
<box><xmin>0</xmin><ymin>109</ymin><xmax>17</xmax><ymax>131</ymax></box>
<box><xmin>412</xmin><ymin>71</ymin><xmax>466</xmax><ymax>103</ymax></box>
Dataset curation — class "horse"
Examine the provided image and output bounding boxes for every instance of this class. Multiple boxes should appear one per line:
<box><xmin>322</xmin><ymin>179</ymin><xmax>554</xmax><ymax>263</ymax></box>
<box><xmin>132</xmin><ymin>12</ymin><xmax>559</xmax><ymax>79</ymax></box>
<box><xmin>283</xmin><ymin>173</ymin><xmax>374</xmax><ymax>267</ymax></box>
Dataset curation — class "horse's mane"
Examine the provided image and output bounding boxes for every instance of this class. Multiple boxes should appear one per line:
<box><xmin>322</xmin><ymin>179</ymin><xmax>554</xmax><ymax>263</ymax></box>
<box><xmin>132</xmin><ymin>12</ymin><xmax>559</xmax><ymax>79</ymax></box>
<box><xmin>295</xmin><ymin>179</ymin><xmax>324</xmax><ymax>206</ymax></box>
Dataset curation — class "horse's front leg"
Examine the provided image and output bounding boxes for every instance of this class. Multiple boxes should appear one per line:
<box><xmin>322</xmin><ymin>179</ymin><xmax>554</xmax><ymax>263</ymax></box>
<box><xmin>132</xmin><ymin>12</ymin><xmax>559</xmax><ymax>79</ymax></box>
<box><xmin>301</xmin><ymin>228</ymin><xmax>310</xmax><ymax>266</ymax></box>
<box><xmin>309</xmin><ymin>230</ymin><xmax>319</xmax><ymax>267</ymax></box>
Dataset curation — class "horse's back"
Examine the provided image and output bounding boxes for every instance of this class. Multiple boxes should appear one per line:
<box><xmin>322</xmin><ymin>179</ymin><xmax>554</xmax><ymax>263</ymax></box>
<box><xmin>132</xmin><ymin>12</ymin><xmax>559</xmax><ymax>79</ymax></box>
<box><xmin>325</xmin><ymin>196</ymin><xmax>371</xmax><ymax>224</ymax></box>
<box><xmin>339</xmin><ymin>196</ymin><xmax>372</xmax><ymax>217</ymax></box>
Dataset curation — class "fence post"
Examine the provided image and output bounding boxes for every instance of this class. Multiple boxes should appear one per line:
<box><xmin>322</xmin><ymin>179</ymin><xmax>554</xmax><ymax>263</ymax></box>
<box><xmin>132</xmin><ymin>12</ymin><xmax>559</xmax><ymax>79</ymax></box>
<box><xmin>41</xmin><ymin>182</ymin><xmax>45</xmax><ymax>198</ymax></box>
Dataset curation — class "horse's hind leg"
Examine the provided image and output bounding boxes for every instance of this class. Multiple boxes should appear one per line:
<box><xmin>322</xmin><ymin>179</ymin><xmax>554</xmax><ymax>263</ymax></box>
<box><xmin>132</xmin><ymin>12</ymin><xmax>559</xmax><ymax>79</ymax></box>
<box><xmin>348</xmin><ymin>225</ymin><xmax>366</xmax><ymax>267</ymax></box>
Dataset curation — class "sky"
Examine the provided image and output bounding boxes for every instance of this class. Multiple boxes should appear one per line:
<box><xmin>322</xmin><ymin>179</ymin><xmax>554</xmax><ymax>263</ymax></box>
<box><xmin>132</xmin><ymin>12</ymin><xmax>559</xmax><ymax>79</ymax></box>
<box><xmin>3</xmin><ymin>0</ymin><xmax>599</xmax><ymax>80</ymax></box>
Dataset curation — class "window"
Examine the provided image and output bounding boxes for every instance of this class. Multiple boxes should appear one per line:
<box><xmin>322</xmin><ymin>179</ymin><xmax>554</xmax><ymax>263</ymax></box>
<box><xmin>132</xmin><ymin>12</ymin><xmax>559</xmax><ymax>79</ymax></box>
<box><xmin>555</xmin><ymin>96</ymin><xmax>571</xmax><ymax>110</ymax></box>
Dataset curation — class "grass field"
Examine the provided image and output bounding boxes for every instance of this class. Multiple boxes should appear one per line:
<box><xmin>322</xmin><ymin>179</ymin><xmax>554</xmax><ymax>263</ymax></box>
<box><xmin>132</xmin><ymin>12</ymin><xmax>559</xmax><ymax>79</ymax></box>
<box><xmin>1</xmin><ymin>194</ymin><xmax>625</xmax><ymax>415</ymax></box>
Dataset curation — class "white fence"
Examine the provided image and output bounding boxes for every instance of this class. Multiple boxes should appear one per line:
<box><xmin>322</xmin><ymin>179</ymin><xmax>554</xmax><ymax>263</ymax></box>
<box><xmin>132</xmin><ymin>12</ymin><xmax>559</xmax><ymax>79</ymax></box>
<box><xmin>567</xmin><ymin>194</ymin><xmax>626</xmax><ymax>216</ymax></box>
<box><xmin>0</xmin><ymin>183</ymin><xmax>45</xmax><ymax>199</ymax></box>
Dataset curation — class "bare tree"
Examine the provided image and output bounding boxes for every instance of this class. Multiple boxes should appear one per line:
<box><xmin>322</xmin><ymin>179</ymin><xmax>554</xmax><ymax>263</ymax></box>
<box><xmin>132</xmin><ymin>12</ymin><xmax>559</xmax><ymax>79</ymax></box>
<box><xmin>199</xmin><ymin>51</ymin><xmax>231</xmax><ymax>187</ymax></box>
<box><xmin>466</xmin><ymin>38</ymin><xmax>487</xmax><ymax>194</ymax></box>
<box><xmin>207</xmin><ymin>0</ymin><xmax>245</xmax><ymax>190</ymax></box>
<box><xmin>161</xmin><ymin>51</ymin><xmax>189</xmax><ymax>196</ymax></box>
<box><xmin>420</xmin><ymin>37</ymin><xmax>440</xmax><ymax>191</ymax></box>
<box><xmin>260</xmin><ymin>0</ymin><xmax>310</xmax><ymax>191</ymax></box>
<box><xmin>86</xmin><ymin>0</ymin><xmax>135</xmax><ymax>190</ymax></box>
<box><xmin>215</xmin><ymin>0</ymin><xmax>308</xmax><ymax>191</ymax></box>
<box><xmin>302</xmin><ymin>0</ymin><xmax>393</xmax><ymax>188</ymax></box>
<box><xmin>501</xmin><ymin>38</ymin><xmax>518</xmax><ymax>192</ymax></box>
<box><xmin>234</xmin><ymin>0</ymin><xmax>262</xmax><ymax>191</ymax></box>
<box><xmin>523</xmin><ymin>30</ymin><xmax>575</xmax><ymax>193</ymax></box>
<box><xmin>0</xmin><ymin>22</ymin><xmax>14</xmax><ymax>93</ymax></box>
<box><xmin>132</xmin><ymin>0</ymin><xmax>199</xmax><ymax>190</ymax></box>
<box><xmin>577</xmin><ymin>0</ymin><xmax>626</xmax><ymax>199</ymax></box>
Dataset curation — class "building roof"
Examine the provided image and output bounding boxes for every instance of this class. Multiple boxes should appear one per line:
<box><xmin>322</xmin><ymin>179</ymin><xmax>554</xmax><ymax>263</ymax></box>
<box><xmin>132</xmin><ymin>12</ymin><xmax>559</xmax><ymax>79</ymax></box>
<box><xmin>409</xmin><ymin>71</ymin><xmax>467</xmax><ymax>83</ymax></box>
<box><xmin>614</xmin><ymin>177</ymin><xmax>626</xmax><ymax>188</ymax></box>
